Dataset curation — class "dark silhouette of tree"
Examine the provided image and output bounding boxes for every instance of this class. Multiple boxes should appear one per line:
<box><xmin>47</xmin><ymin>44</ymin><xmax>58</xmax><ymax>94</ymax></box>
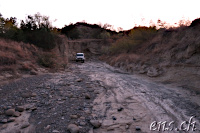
<box><xmin>20</xmin><ymin>13</ymin><xmax>52</xmax><ymax>31</ymax></box>
<box><xmin>0</xmin><ymin>13</ymin><xmax>4</xmax><ymax>34</ymax></box>
<box><xmin>18</xmin><ymin>13</ymin><xmax>57</xmax><ymax>49</ymax></box>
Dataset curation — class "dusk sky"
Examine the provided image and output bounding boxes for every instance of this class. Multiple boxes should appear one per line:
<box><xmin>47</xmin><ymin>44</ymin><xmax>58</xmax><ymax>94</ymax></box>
<box><xmin>0</xmin><ymin>0</ymin><xmax>199</xmax><ymax>30</ymax></box>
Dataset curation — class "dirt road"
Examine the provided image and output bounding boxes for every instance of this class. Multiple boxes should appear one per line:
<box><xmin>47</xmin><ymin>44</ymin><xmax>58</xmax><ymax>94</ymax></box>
<box><xmin>78</xmin><ymin>61</ymin><xmax>200</xmax><ymax>133</ymax></box>
<box><xmin>0</xmin><ymin>60</ymin><xmax>200</xmax><ymax>133</ymax></box>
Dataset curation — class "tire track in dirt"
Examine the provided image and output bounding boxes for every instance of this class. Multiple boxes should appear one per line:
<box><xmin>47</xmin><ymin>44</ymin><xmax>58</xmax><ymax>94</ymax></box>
<box><xmin>78</xmin><ymin>61</ymin><xmax>200</xmax><ymax>133</ymax></box>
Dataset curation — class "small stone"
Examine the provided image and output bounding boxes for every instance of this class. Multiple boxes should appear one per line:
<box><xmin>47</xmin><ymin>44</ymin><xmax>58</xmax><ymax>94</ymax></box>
<box><xmin>31</xmin><ymin>92</ymin><xmax>37</xmax><ymax>97</ymax></box>
<box><xmin>133</xmin><ymin>117</ymin><xmax>136</xmax><ymax>121</ymax></box>
<box><xmin>52</xmin><ymin>130</ymin><xmax>60</xmax><ymax>133</ymax></box>
<box><xmin>5</xmin><ymin>109</ymin><xmax>15</xmax><ymax>116</ymax></box>
<box><xmin>79</xmin><ymin>122</ymin><xmax>86</xmax><ymax>126</ymax></box>
<box><xmin>94</xmin><ymin>90</ymin><xmax>100</xmax><ymax>94</ymax></box>
<box><xmin>62</xmin><ymin>95</ymin><xmax>67</xmax><ymax>99</ymax></box>
<box><xmin>80</xmin><ymin>117</ymin><xmax>85</xmax><ymax>120</ymax></box>
<box><xmin>112</xmin><ymin>116</ymin><xmax>117</xmax><ymax>120</ymax></box>
<box><xmin>67</xmin><ymin>124</ymin><xmax>79</xmax><ymax>133</ymax></box>
<box><xmin>45</xmin><ymin>125</ymin><xmax>51</xmax><ymax>130</ymax></box>
<box><xmin>30</xmin><ymin>70</ymin><xmax>38</xmax><ymax>75</ymax></box>
<box><xmin>126</xmin><ymin>124</ymin><xmax>129</xmax><ymax>129</ymax></box>
<box><xmin>70</xmin><ymin>115</ymin><xmax>78</xmax><ymax>119</ymax></box>
<box><xmin>88</xmin><ymin>89</ymin><xmax>94</xmax><ymax>92</ymax></box>
<box><xmin>8</xmin><ymin>117</ymin><xmax>15</xmax><ymax>122</ymax></box>
<box><xmin>117</xmin><ymin>107</ymin><xmax>124</xmax><ymax>112</ymax></box>
<box><xmin>31</xmin><ymin>106</ymin><xmax>37</xmax><ymax>111</ymax></box>
<box><xmin>76</xmin><ymin>79</ymin><xmax>83</xmax><ymax>82</ymax></box>
<box><xmin>85</xmin><ymin>110</ymin><xmax>91</xmax><ymax>114</ymax></box>
<box><xmin>135</xmin><ymin>126</ymin><xmax>141</xmax><ymax>131</ymax></box>
<box><xmin>21</xmin><ymin>122</ymin><xmax>30</xmax><ymax>129</ymax></box>
<box><xmin>46</xmin><ymin>86</ymin><xmax>51</xmax><ymax>89</ymax></box>
<box><xmin>21</xmin><ymin>93</ymin><xmax>31</xmax><ymax>98</ymax></box>
<box><xmin>90</xmin><ymin>120</ymin><xmax>101</xmax><ymax>128</ymax></box>
<box><xmin>68</xmin><ymin>94</ymin><xmax>73</xmax><ymax>98</ymax></box>
<box><xmin>85</xmin><ymin>93</ymin><xmax>91</xmax><ymax>99</ymax></box>
<box><xmin>16</xmin><ymin>106</ymin><xmax>24</xmax><ymax>112</ymax></box>
<box><xmin>1</xmin><ymin>119</ymin><xmax>8</xmax><ymax>123</ymax></box>
<box><xmin>78</xmin><ymin>107</ymin><xmax>82</xmax><ymax>110</ymax></box>
<box><xmin>13</xmin><ymin>111</ymin><xmax>21</xmax><ymax>117</ymax></box>
<box><xmin>86</xmin><ymin>85</ymin><xmax>92</xmax><ymax>88</ymax></box>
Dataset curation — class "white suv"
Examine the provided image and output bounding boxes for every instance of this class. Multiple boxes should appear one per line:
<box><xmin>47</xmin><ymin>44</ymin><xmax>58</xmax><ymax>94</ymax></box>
<box><xmin>76</xmin><ymin>53</ymin><xmax>85</xmax><ymax>63</ymax></box>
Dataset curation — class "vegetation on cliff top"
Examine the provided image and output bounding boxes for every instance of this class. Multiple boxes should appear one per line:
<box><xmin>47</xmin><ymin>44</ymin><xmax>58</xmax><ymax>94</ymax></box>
<box><xmin>0</xmin><ymin>13</ymin><xmax>61</xmax><ymax>50</ymax></box>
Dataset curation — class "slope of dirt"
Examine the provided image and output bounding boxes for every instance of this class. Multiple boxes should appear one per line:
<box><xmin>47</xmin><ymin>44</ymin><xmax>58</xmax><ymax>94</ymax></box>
<box><xmin>0</xmin><ymin>36</ymin><xmax>68</xmax><ymax>83</ymax></box>
<box><xmin>102</xmin><ymin>25</ymin><xmax>200</xmax><ymax>94</ymax></box>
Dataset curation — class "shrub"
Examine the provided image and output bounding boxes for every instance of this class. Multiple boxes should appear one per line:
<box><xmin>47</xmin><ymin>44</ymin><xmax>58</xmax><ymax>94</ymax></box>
<box><xmin>101</xmin><ymin>46</ymin><xmax>111</xmax><ymax>55</ymax></box>
<box><xmin>129</xmin><ymin>27</ymin><xmax>157</xmax><ymax>42</ymax></box>
<box><xmin>24</xmin><ymin>28</ymin><xmax>57</xmax><ymax>50</ymax></box>
<box><xmin>100</xmin><ymin>31</ymin><xmax>110</xmax><ymax>43</ymax></box>
<box><xmin>65</xmin><ymin>27</ymin><xmax>80</xmax><ymax>39</ymax></box>
<box><xmin>110</xmin><ymin>27</ymin><xmax>157</xmax><ymax>54</ymax></box>
<box><xmin>110</xmin><ymin>37</ymin><xmax>133</xmax><ymax>53</ymax></box>
<box><xmin>38</xmin><ymin>52</ymin><xmax>55</xmax><ymax>68</ymax></box>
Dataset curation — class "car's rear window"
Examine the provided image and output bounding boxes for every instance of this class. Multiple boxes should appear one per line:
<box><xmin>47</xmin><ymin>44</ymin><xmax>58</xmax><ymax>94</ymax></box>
<box><xmin>77</xmin><ymin>53</ymin><xmax>83</xmax><ymax>56</ymax></box>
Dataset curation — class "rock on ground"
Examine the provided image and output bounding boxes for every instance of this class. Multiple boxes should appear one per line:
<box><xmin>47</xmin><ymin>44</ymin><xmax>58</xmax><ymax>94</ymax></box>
<box><xmin>5</xmin><ymin>109</ymin><xmax>15</xmax><ymax>116</ymax></box>
<box><xmin>67</xmin><ymin>124</ymin><xmax>79</xmax><ymax>133</ymax></box>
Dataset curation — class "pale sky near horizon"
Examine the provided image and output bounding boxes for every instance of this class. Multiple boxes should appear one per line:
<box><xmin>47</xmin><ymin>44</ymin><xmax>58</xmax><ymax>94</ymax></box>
<box><xmin>0</xmin><ymin>0</ymin><xmax>199</xmax><ymax>30</ymax></box>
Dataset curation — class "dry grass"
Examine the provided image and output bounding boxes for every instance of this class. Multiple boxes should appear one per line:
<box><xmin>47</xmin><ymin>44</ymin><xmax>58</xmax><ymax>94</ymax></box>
<box><xmin>0</xmin><ymin>38</ymin><xmax>38</xmax><ymax>60</ymax></box>
<box><xmin>0</xmin><ymin>34</ymin><xmax>69</xmax><ymax>83</ymax></box>
<box><xmin>19</xmin><ymin>62</ymin><xmax>37</xmax><ymax>71</ymax></box>
<box><xmin>0</xmin><ymin>65</ymin><xmax>16</xmax><ymax>73</ymax></box>
<box><xmin>0</xmin><ymin>51</ymin><xmax>16</xmax><ymax>66</ymax></box>
<box><xmin>0</xmin><ymin>35</ymin><xmax>69</xmax><ymax>78</ymax></box>
<box><xmin>0</xmin><ymin>38</ymin><xmax>39</xmax><ymax>75</ymax></box>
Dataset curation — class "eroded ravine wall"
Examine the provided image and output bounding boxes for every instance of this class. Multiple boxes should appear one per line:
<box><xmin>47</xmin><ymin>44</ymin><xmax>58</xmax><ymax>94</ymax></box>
<box><xmin>67</xmin><ymin>39</ymin><xmax>108</xmax><ymax>60</ymax></box>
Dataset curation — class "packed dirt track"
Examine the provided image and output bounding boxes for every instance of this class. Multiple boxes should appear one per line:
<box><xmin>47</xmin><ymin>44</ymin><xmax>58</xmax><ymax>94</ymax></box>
<box><xmin>0</xmin><ymin>60</ymin><xmax>200</xmax><ymax>133</ymax></box>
